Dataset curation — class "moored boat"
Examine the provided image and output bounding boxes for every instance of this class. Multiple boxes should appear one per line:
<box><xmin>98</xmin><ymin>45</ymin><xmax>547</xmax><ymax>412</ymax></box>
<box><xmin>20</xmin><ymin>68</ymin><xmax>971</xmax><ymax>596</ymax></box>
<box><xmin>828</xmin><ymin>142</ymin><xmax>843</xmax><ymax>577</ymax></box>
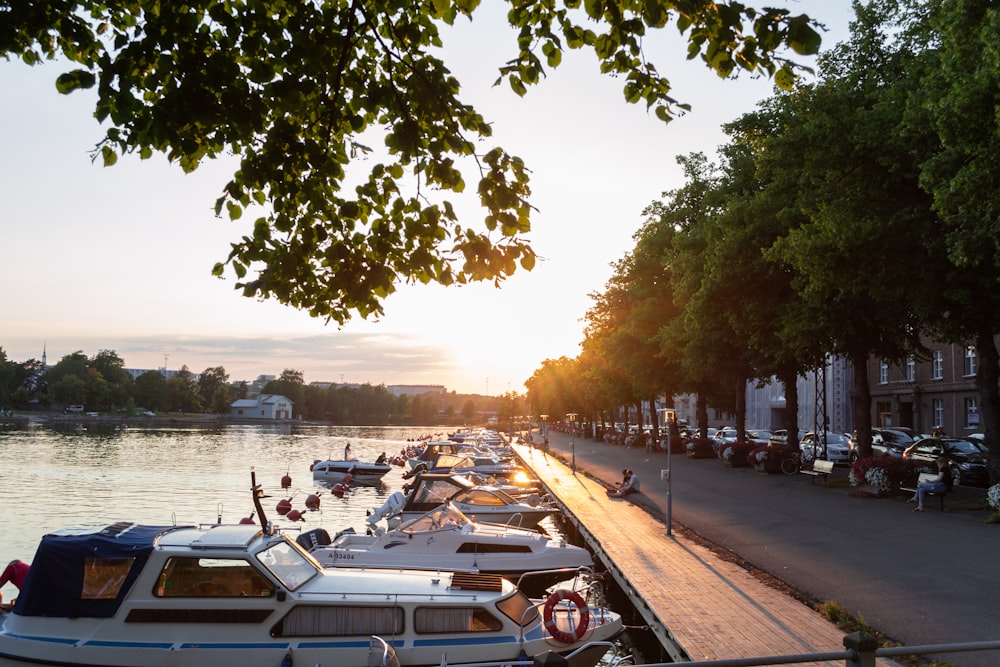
<box><xmin>368</xmin><ymin>473</ymin><xmax>558</xmax><ymax>530</ymax></box>
<box><xmin>306</xmin><ymin>503</ymin><xmax>593</xmax><ymax>597</ymax></box>
<box><xmin>311</xmin><ymin>458</ymin><xmax>391</xmax><ymax>485</ymax></box>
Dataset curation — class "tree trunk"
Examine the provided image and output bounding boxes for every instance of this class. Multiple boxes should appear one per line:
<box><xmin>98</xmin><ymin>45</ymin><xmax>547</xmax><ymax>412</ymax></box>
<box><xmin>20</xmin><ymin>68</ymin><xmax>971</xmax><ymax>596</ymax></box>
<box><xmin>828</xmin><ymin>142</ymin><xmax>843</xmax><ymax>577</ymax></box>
<box><xmin>974</xmin><ymin>325</ymin><xmax>1000</xmax><ymax>485</ymax></box>
<box><xmin>852</xmin><ymin>354</ymin><xmax>873</xmax><ymax>459</ymax></box>
<box><xmin>696</xmin><ymin>390</ymin><xmax>709</xmax><ymax>438</ymax></box>
<box><xmin>735</xmin><ymin>375</ymin><xmax>747</xmax><ymax>441</ymax></box>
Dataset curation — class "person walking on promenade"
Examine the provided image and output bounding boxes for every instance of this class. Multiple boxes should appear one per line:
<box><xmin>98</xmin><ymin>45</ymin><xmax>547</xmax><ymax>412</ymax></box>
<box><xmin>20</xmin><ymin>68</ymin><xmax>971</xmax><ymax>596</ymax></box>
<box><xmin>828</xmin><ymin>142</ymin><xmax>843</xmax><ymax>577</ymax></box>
<box><xmin>909</xmin><ymin>456</ymin><xmax>952</xmax><ymax>512</ymax></box>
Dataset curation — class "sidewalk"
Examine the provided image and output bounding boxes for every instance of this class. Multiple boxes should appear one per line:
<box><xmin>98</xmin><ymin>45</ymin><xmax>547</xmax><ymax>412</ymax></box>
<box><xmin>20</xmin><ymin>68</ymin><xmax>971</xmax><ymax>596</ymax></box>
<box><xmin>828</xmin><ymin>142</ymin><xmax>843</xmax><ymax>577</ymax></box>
<box><xmin>523</xmin><ymin>429</ymin><xmax>998</xmax><ymax>667</ymax></box>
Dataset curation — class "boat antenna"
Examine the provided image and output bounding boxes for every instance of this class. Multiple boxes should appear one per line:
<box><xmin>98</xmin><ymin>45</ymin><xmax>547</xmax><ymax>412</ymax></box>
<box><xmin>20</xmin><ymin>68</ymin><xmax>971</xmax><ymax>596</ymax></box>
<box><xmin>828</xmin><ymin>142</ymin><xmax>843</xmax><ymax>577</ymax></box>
<box><xmin>251</xmin><ymin>467</ymin><xmax>269</xmax><ymax>529</ymax></box>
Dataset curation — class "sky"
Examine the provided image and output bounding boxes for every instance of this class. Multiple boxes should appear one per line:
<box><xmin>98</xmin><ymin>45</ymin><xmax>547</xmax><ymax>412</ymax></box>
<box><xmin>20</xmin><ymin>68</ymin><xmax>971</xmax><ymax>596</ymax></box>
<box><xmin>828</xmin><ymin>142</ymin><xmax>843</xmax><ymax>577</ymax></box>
<box><xmin>0</xmin><ymin>2</ymin><xmax>852</xmax><ymax>396</ymax></box>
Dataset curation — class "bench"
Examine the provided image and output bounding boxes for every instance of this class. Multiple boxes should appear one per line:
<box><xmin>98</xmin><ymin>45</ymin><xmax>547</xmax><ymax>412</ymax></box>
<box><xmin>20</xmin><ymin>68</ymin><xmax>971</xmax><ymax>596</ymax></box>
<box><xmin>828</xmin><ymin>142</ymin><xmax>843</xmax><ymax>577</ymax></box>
<box><xmin>799</xmin><ymin>459</ymin><xmax>834</xmax><ymax>485</ymax></box>
<box><xmin>899</xmin><ymin>472</ymin><xmax>947</xmax><ymax>510</ymax></box>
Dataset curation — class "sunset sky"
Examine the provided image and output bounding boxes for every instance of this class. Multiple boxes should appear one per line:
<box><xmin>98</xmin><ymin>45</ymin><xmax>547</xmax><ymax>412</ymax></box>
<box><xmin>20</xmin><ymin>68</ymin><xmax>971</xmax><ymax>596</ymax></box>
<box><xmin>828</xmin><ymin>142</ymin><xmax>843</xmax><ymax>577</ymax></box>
<box><xmin>1</xmin><ymin>3</ymin><xmax>850</xmax><ymax>395</ymax></box>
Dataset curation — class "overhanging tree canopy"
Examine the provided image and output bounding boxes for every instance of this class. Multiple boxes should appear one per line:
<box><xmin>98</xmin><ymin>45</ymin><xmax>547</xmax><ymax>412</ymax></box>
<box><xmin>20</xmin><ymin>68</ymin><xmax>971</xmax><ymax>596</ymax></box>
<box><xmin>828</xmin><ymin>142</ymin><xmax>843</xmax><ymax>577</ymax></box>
<box><xmin>3</xmin><ymin>1</ymin><xmax>820</xmax><ymax>324</ymax></box>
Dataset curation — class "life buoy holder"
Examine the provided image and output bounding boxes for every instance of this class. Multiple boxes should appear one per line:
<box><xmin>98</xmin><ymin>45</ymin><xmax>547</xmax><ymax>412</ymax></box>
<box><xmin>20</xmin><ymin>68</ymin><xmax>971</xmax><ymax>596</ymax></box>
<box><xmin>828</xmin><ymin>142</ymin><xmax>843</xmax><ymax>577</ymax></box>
<box><xmin>542</xmin><ymin>589</ymin><xmax>590</xmax><ymax>644</ymax></box>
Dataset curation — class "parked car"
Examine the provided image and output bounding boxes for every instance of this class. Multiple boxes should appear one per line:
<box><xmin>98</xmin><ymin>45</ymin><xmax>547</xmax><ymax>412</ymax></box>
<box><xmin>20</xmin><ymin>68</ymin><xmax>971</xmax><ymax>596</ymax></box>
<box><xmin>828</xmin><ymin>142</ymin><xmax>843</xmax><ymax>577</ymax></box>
<box><xmin>747</xmin><ymin>430</ymin><xmax>772</xmax><ymax>446</ymax></box>
<box><xmin>902</xmin><ymin>437</ymin><xmax>989</xmax><ymax>487</ymax></box>
<box><xmin>767</xmin><ymin>429</ymin><xmax>806</xmax><ymax>448</ymax></box>
<box><xmin>848</xmin><ymin>427</ymin><xmax>916</xmax><ymax>462</ymax></box>
<box><xmin>798</xmin><ymin>432</ymin><xmax>851</xmax><ymax>464</ymax></box>
<box><xmin>711</xmin><ymin>427</ymin><xmax>739</xmax><ymax>453</ymax></box>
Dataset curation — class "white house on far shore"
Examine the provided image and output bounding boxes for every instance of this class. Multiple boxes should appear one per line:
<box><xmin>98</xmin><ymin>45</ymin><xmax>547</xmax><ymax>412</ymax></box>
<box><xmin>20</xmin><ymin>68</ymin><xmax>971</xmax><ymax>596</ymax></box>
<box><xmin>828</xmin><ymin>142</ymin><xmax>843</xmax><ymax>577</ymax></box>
<box><xmin>230</xmin><ymin>394</ymin><xmax>293</xmax><ymax>420</ymax></box>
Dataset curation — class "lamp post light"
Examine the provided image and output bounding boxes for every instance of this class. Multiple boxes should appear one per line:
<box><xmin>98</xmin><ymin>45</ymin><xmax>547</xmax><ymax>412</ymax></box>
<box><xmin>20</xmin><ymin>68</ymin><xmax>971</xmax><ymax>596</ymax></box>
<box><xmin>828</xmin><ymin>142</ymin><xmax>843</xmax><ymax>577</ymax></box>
<box><xmin>657</xmin><ymin>408</ymin><xmax>676</xmax><ymax>537</ymax></box>
<box><xmin>566</xmin><ymin>413</ymin><xmax>578</xmax><ymax>474</ymax></box>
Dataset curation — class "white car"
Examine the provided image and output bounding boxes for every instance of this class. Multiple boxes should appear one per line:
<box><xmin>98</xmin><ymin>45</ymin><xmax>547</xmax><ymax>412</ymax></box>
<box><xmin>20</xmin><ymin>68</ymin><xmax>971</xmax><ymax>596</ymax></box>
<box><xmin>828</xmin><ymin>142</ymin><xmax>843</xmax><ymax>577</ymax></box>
<box><xmin>799</xmin><ymin>432</ymin><xmax>851</xmax><ymax>464</ymax></box>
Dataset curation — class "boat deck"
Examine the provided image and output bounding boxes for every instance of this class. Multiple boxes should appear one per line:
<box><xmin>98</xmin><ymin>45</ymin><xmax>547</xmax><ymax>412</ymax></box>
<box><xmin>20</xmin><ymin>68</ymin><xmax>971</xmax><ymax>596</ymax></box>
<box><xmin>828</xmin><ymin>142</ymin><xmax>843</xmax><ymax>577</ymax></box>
<box><xmin>511</xmin><ymin>444</ymin><xmax>862</xmax><ymax>665</ymax></box>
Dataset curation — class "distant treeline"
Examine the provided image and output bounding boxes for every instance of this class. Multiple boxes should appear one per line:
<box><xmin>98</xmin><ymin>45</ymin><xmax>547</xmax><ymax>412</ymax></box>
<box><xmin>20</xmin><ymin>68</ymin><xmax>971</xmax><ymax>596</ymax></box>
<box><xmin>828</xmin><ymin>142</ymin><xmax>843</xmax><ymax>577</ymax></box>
<box><xmin>0</xmin><ymin>348</ymin><xmax>526</xmax><ymax>426</ymax></box>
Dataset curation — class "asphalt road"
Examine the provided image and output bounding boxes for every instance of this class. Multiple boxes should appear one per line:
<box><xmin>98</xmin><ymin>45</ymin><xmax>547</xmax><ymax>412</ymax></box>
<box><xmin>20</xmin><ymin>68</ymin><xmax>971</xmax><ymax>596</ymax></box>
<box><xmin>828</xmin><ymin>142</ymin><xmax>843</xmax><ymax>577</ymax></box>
<box><xmin>531</xmin><ymin>429</ymin><xmax>999</xmax><ymax>667</ymax></box>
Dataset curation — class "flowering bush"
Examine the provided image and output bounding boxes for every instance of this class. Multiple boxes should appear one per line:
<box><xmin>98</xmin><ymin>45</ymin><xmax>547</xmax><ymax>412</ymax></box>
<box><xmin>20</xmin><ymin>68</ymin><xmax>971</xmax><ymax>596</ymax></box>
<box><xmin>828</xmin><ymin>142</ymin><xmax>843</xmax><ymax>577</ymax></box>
<box><xmin>988</xmin><ymin>483</ymin><xmax>1000</xmax><ymax>511</ymax></box>
<box><xmin>849</xmin><ymin>456</ymin><xmax>916</xmax><ymax>493</ymax></box>
<box><xmin>749</xmin><ymin>446</ymin><xmax>769</xmax><ymax>465</ymax></box>
<box><xmin>865</xmin><ymin>467</ymin><xmax>892</xmax><ymax>495</ymax></box>
<box><xmin>720</xmin><ymin>445</ymin><xmax>735</xmax><ymax>461</ymax></box>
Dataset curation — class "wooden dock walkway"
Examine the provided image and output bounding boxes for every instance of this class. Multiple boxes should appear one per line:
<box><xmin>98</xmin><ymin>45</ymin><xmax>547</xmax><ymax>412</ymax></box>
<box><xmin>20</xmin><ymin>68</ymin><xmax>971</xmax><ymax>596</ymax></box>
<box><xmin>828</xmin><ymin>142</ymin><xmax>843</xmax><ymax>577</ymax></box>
<box><xmin>511</xmin><ymin>443</ymin><xmax>862</xmax><ymax>665</ymax></box>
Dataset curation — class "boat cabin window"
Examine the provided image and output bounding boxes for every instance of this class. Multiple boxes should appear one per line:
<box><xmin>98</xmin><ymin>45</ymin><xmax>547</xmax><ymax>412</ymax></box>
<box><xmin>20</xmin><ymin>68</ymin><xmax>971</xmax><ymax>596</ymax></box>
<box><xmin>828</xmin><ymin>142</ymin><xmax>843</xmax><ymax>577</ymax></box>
<box><xmin>255</xmin><ymin>540</ymin><xmax>318</xmax><ymax>591</ymax></box>
<box><xmin>494</xmin><ymin>590</ymin><xmax>539</xmax><ymax>627</ymax></box>
<box><xmin>155</xmin><ymin>557</ymin><xmax>274</xmax><ymax>597</ymax></box>
<box><xmin>453</xmin><ymin>489</ymin><xmax>509</xmax><ymax>507</ymax></box>
<box><xmin>83</xmin><ymin>557</ymin><xmax>135</xmax><ymax>599</ymax></box>
<box><xmin>274</xmin><ymin>605</ymin><xmax>403</xmax><ymax>637</ymax></box>
<box><xmin>413</xmin><ymin>606</ymin><xmax>503</xmax><ymax>633</ymax></box>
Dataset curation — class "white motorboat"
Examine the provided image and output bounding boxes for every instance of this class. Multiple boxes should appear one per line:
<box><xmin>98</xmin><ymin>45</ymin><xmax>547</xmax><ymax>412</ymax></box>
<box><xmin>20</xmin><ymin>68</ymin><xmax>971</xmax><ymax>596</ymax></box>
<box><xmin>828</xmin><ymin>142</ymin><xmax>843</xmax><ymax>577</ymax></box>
<box><xmin>368</xmin><ymin>473</ymin><xmax>558</xmax><ymax>530</ymax></box>
<box><xmin>306</xmin><ymin>503</ymin><xmax>593</xmax><ymax>597</ymax></box>
<box><xmin>311</xmin><ymin>458</ymin><xmax>391</xmax><ymax>484</ymax></box>
<box><xmin>0</xmin><ymin>478</ymin><xmax>622</xmax><ymax>667</ymax></box>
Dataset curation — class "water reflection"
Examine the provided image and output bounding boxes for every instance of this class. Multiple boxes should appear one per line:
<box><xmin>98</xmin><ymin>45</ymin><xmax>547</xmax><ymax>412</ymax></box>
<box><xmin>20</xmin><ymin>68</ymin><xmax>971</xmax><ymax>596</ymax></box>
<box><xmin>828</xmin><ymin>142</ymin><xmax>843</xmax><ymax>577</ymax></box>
<box><xmin>0</xmin><ymin>423</ymin><xmax>447</xmax><ymax>569</ymax></box>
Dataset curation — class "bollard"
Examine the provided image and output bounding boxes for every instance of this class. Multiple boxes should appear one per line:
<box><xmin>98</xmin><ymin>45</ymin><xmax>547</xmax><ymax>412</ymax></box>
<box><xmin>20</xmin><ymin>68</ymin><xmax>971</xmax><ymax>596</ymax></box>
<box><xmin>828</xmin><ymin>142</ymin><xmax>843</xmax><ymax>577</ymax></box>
<box><xmin>843</xmin><ymin>631</ymin><xmax>877</xmax><ymax>667</ymax></box>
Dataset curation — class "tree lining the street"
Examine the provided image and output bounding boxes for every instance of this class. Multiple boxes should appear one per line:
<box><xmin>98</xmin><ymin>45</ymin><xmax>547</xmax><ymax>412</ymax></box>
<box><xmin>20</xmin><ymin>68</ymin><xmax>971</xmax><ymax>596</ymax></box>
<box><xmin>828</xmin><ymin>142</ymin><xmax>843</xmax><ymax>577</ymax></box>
<box><xmin>526</xmin><ymin>1</ymin><xmax>1000</xmax><ymax>483</ymax></box>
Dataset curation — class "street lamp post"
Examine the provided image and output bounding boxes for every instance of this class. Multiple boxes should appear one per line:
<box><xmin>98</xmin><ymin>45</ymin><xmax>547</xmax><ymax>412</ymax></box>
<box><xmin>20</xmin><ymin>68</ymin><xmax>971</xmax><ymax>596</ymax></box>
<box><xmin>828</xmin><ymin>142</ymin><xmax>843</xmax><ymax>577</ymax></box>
<box><xmin>539</xmin><ymin>414</ymin><xmax>548</xmax><ymax>452</ymax></box>
<box><xmin>567</xmin><ymin>413</ymin><xmax>578</xmax><ymax>474</ymax></box>
<box><xmin>657</xmin><ymin>408</ymin><xmax>675</xmax><ymax>537</ymax></box>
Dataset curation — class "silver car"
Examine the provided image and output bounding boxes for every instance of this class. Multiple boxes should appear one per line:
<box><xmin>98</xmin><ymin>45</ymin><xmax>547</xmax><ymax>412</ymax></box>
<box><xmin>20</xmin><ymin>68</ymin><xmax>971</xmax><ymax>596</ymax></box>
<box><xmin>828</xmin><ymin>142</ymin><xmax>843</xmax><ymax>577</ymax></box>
<box><xmin>799</xmin><ymin>432</ymin><xmax>851</xmax><ymax>464</ymax></box>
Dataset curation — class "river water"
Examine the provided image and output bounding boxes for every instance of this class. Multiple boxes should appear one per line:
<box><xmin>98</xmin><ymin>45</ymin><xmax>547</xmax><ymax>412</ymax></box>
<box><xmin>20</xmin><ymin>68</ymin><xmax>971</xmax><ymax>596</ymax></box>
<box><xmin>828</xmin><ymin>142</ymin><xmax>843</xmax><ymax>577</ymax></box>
<box><xmin>0</xmin><ymin>421</ymin><xmax>458</xmax><ymax>579</ymax></box>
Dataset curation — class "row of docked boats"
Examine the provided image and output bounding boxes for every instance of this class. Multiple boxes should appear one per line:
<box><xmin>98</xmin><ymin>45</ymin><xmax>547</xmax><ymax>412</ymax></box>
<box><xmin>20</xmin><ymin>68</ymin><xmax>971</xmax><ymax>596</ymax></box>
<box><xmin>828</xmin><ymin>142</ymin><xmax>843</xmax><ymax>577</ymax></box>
<box><xmin>0</xmin><ymin>436</ymin><xmax>624</xmax><ymax>667</ymax></box>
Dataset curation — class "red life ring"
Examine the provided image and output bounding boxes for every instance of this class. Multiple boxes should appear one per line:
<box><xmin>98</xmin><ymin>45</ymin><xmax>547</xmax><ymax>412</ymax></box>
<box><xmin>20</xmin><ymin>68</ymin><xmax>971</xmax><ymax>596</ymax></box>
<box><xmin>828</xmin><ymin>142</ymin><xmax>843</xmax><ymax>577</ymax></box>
<box><xmin>542</xmin><ymin>589</ymin><xmax>590</xmax><ymax>644</ymax></box>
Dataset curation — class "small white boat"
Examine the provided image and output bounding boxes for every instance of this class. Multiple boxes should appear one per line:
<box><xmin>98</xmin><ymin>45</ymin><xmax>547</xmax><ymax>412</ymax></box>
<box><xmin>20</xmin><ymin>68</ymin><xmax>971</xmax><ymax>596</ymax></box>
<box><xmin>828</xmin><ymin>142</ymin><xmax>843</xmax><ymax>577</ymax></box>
<box><xmin>311</xmin><ymin>458</ymin><xmax>391</xmax><ymax>484</ymax></box>
<box><xmin>0</xmin><ymin>474</ymin><xmax>622</xmax><ymax>667</ymax></box>
<box><xmin>368</xmin><ymin>473</ymin><xmax>558</xmax><ymax>530</ymax></box>
<box><xmin>307</xmin><ymin>503</ymin><xmax>593</xmax><ymax>597</ymax></box>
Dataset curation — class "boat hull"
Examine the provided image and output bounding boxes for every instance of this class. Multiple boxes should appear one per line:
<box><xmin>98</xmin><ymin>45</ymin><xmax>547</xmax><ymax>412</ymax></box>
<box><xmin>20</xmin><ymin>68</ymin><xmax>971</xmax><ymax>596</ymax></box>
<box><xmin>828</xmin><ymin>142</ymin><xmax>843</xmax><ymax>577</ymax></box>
<box><xmin>311</xmin><ymin>459</ymin><xmax>391</xmax><ymax>484</ymax></box>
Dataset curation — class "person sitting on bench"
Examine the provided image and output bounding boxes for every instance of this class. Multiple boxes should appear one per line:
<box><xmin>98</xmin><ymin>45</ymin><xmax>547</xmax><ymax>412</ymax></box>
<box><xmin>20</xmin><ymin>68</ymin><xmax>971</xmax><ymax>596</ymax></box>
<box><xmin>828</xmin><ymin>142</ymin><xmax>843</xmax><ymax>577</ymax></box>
<box><xmin>909</xmin><ymin>456</ymin><xmax>951</xmax><ymax>512</ymax></box>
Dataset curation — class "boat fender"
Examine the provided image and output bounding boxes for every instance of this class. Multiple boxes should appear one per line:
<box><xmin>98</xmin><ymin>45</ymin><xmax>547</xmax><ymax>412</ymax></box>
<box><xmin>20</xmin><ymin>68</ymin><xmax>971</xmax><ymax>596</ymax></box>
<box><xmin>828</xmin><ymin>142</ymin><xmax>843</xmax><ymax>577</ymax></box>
<box><xmin>276</xmin><ymin>498</ymin><xmax>292</xmax><ymax>515</ymax></box>
<box><xmin>542</xmin><ymin>589</ymin><xmax>590</xmax><ymax>644</ymax></box>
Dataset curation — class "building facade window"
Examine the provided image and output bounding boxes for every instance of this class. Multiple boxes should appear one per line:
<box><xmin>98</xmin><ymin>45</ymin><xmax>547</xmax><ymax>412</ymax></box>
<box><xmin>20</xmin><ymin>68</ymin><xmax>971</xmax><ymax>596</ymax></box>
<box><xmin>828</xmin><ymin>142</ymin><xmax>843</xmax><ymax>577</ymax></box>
<box><xmin>932</xmin><ymin>398</ymin><xmax>944</xmax><ymax>429</ymax></box>
<box><xmin>905</xmin><ymin>356</ymin><xmax>915</xmax><ymax>382</ymax></box>
<box><xmin>964</xmin><ymin>346</ymin><xmax>977</xmax><ymax>377</ymax></box>
<box><xmin>879</xmin><ymin>360</ymin><xmax>889</xmax><ymax>384</ymax></box>
<box><xmin>876</xmin><ymin>401</ymin><xmax>892</xmax><ymax>426</ymax></box>
<box><xmin>965</xmin><ymin>397</ymin><xmax>979</xmax><ymax>430</ymax></box>
<box><xmin>932</xmin><ymin>350</ymin><xmax>944</xmax><ymax>380</ymax></box>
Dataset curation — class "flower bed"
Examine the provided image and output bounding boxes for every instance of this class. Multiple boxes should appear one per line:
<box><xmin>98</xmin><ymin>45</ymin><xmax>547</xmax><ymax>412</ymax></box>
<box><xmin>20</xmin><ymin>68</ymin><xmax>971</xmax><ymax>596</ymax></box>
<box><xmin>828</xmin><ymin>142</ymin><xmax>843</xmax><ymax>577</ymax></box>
<box><xmin>686</xmin><ymin>438</ymin><xmax>715</xmax><ymax>459</ymax></box>
<box><xmin>719</xmin><ymin>441</ymin><xmax>755</xmax><ymax>467</ymax></box>
<box><xmin>849</xmin><ymin>456</ymin><xmax>917</xmax><ymax>495</ymax></box>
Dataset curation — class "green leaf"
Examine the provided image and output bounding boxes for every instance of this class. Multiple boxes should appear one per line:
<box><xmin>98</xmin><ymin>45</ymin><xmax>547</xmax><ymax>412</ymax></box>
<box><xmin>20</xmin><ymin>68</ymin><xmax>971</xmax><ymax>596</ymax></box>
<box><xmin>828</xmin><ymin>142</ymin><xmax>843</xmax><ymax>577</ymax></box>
<box><xmin>55</xmin><ymin>69</ymin><xmax>96</xmax><ymax>94</ymax></box>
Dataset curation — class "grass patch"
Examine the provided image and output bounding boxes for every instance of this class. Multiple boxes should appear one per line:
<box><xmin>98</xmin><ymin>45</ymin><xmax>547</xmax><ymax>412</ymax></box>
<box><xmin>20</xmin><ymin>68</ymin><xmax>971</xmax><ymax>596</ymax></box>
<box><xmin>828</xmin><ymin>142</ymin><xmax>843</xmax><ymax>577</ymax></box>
<box><xmin>818</xmin><ymin>600</ymin><xmax>957</xmax><ymax>667</ymax></box>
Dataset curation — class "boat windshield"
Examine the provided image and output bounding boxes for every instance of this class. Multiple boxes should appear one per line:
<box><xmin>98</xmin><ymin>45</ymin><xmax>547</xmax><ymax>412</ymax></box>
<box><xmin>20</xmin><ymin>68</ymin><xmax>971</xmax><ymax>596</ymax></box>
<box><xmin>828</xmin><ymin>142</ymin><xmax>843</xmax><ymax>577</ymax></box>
<box><xmin>256</xmin><ymin>539</ymin><xmax>319</xmax><ymax>590</ymax></box>
<box><xmin>401</xmin><ymin>505</ymin><xmax>469</xmax><ymax>533</ymax></box>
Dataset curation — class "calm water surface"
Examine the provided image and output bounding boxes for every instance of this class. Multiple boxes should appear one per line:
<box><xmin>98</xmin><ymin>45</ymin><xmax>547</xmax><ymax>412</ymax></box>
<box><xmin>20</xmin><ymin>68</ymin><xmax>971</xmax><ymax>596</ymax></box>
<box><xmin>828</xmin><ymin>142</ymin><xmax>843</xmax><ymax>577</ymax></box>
<box><xmin>0</xmin><ymin>422</ymin><xmax>454</xmax><ymax>576</ymax></box>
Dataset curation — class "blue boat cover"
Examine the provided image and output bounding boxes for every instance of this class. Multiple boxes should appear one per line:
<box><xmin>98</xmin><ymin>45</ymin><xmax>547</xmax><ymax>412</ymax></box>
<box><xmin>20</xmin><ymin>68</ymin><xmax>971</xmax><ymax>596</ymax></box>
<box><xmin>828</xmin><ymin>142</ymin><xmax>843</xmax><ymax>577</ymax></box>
<box><xmin>13</xmin><ymin>522</ymin><xmax>184</xmax><ymax>618</ymax></box>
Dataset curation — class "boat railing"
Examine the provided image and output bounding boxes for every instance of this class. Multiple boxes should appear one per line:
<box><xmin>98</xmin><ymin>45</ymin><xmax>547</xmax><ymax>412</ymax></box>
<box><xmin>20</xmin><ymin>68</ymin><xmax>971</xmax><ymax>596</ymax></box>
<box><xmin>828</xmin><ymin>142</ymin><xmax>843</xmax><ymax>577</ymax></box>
<box><xmin>297</xmin><ymin>589</ymin><xmax>493</xmax><ymax>602</ymax></box>
<box><xmin>368</xmin><ymin>635</ymin><xmax>401</xmax><ymax>667</ymax></box>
